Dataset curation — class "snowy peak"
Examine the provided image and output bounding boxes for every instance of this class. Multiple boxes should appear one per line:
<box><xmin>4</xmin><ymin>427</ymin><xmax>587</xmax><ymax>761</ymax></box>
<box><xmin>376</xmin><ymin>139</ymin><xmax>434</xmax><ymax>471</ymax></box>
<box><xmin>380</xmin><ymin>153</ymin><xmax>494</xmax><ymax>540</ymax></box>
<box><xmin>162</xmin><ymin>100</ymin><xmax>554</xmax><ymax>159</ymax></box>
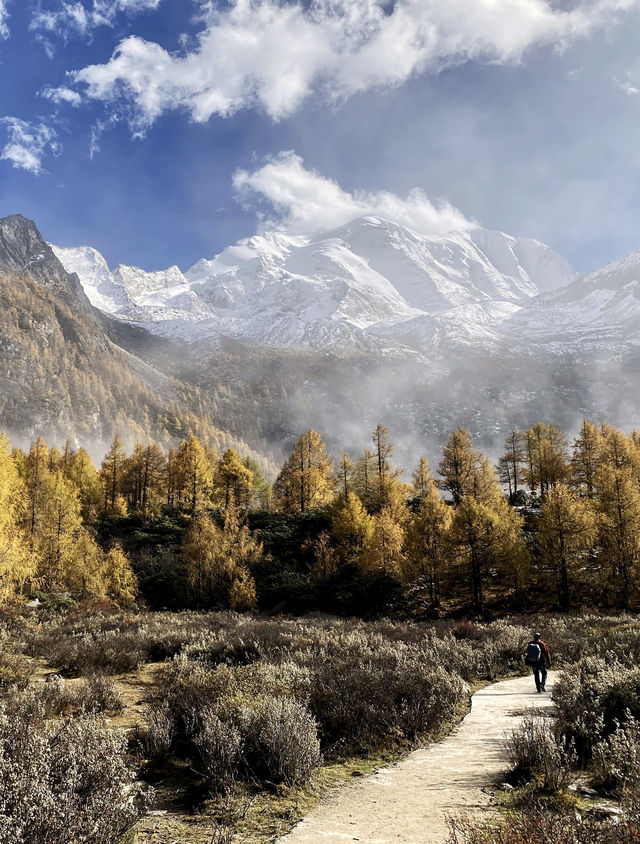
<box><xmin>52</xmin><ymin>216</ymin><xmax>577</xmax><ymax>351</ymax></box>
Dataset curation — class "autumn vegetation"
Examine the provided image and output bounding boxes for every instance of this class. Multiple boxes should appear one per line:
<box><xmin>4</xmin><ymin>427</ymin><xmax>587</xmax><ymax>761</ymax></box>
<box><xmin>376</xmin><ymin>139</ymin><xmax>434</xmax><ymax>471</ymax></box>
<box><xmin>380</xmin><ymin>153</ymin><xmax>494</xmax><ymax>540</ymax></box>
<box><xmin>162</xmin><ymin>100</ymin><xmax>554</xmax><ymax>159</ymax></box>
<box><xmin>1</xmin><ymin>419</ymin><xmax>640</xmax><ymax>617</ymax></box>
<box><xmin>3</xmin><ymin>420</ymin><xmax>640</xmax><ymax>839</ymax></box>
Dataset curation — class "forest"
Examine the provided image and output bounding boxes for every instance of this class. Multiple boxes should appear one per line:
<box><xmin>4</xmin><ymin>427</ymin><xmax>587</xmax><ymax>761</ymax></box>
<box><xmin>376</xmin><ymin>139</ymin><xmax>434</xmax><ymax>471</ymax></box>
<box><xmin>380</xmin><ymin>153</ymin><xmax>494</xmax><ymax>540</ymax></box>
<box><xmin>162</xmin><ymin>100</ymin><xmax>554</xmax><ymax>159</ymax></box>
<box><xmin>1</xmin><ymin>418</ymin><xmax>639</xmax><ymax>617</ymax></box>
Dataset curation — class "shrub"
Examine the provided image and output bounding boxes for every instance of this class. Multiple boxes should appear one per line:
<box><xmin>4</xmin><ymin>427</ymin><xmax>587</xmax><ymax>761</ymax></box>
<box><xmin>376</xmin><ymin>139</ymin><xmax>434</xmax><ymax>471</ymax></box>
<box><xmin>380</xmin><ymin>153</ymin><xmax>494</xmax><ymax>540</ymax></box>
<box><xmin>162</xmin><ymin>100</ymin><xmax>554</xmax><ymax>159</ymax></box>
<box><xmin>0</xmin><ymin>653</ymin><xmax>33</xmax><ymax>691</ymax></box>
<box><xmin>195</xmin><ymin>708</ymin><xmax>242</xmax><ymax>792</ymax></box>
<box><xmin>0</xmin><ymin>698</ymin><xmax>149</xmax><ymax>844</ymax></box>
<box><xmin>447</xmin><ymin>805</ymin><xmax>634</xmax><ymax>844</ymax></box>
<box><xmin>552</xmin><ymin>657</ymin><xmax>640</xmax><ymax>765</ymax></box>
<box><xmin>506</xmin><ymin>712</ymin><xmax>575</xmax><ymax>790</ymax></box>
<box><xmin>592</xmin><ymin>713</ymin><xmax>640</xmax><ymax>795</ymax></box>
<box><xmin>239</xmin><ymin>697</ymin><xmax>321</xmax><ymax>785</ymax></box>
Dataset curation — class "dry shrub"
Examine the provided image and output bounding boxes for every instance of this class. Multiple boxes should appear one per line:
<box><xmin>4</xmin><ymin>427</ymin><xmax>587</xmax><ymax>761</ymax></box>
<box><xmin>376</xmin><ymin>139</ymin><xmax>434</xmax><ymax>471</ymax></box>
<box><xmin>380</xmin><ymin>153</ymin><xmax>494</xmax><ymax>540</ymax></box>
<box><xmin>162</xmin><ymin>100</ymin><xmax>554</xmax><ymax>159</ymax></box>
<box><xmin>553</xmin><ymin>657</ymin><xmax>640</xmax><ymax>765</ymax></box>
<box><xmin>592</xmin><ymin>713</ymin><xmax>640</xmax><ymax>795</ymax></box>
<box><xmin>447</xmin><ymin>805</ymin><xmax>635</xmax><ymax>844</ymax></box>
<box><xmin>452</xmin><ymin>617</ymin><xmax>482</xmax><ymax>640</ymax></box>
<box><xmin>194</xmin><ymin>708</ymin><xmax>242</xmax><ymax>792</ymax></box>
<box><xmin>0</xmin><ymin>697</ymin><xmax>149</xmax><ymax>844</ymax></box>
<box><xmin>0</xmin><ymin>652</ymin><xmax>33</xmax><ymax>691</ymax></box>
<box><xmin>238</xmin><ymin>697</ymin><xmax>321</xmax><ymax>786</ymax></box>
<box><xmin>506</xmin><ymin>712</ymin><xmax>575</xmax><ymax>790</ymax></box>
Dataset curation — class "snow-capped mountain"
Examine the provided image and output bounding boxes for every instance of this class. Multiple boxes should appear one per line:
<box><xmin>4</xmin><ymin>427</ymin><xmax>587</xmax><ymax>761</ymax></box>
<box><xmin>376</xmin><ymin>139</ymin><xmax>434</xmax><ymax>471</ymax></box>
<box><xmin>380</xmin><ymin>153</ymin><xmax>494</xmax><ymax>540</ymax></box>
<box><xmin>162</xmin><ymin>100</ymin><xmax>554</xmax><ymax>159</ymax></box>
<box><xmin>52</xmin><ymin>217</ymin><xmax>576</xmax><ymax>353</ymax></box>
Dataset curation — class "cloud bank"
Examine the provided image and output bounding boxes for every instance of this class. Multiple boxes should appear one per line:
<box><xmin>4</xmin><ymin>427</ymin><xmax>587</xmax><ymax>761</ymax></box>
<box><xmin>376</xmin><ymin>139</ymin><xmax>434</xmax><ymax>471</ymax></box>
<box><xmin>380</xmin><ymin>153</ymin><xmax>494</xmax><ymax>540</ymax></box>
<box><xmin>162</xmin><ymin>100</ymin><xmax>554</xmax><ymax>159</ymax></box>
<box><xmin>233</xmin><ymin>151</ymin><xmax>473</xmax><ymax>236</ymax></box>
<box><xmin>59</xmin><ymin>0</ymin><xmax>640</xmax><ymax>131</ymax></box>
<box><xmin>0</xmin><ymin>119</ymin><xmax>61</xmax><ymax>174</ymax></box>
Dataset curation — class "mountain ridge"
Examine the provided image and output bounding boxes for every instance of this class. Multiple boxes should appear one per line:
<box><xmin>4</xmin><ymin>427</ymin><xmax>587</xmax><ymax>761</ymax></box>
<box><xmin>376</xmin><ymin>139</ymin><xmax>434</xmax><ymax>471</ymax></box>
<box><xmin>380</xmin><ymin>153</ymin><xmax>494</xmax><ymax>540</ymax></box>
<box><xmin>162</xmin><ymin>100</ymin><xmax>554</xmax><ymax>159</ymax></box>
<box><xmin>51</xmin><ymin>216</ymin><xmax>577</xmax><ymax>354</ymax></box>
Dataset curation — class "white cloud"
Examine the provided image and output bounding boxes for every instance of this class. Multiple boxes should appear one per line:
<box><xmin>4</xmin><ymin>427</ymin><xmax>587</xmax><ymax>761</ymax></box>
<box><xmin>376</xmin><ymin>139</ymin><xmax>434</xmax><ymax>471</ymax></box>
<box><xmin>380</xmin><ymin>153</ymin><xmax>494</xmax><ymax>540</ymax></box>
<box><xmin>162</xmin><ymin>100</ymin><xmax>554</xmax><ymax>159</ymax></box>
<box><xmin>232</xmin><ymin>151</ymin><xmax>473</xmax><ymax>236</ymax></box>
<box><xmin>31</xmin><ymin>0</ymin><xmax>162</xmax><ymax>41</ymax></box>
<box><xmin>614</xmin><ymin>73</ymin><xmax>640</xmax><ymax>95</ymax></box>
<box><xmin>41</xmin><ymin>86</ymin><xmax>83</xmax><ymax>106</ymax></box>
<box><xmin>0</xmin><ymin>1</ymin><xmax>9</xmax><ymax>39</ymax></box>
<box><xmin>60</xmin><ymin>0</ymin><xmax>640</xmax><ymax>131</ymax></box>
<box><xmin>0</xmin><ymin>118</ymin><xmax>61</xmax><ymax>175</ymax></box>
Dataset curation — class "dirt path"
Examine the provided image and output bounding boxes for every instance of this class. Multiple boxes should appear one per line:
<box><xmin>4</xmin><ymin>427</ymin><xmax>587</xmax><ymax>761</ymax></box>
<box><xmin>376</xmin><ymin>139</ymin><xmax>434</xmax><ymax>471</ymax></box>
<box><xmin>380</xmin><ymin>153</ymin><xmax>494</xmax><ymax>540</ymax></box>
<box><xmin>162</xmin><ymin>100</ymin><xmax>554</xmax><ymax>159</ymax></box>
<box><xmin>279</xmin><ymin>672</ymin><xmax>556</xmax><ymax>844</ymax></box>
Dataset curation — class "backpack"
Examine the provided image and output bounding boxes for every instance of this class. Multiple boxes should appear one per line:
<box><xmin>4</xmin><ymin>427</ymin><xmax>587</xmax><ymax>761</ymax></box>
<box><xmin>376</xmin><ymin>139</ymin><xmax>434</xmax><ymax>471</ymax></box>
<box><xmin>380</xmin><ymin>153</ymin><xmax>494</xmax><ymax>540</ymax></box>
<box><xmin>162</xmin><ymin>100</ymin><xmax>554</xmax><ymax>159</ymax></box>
<box><xmin>525</xmin><ymin>642</ymin><xmax>542</xmax><ymax>665</ymax></box>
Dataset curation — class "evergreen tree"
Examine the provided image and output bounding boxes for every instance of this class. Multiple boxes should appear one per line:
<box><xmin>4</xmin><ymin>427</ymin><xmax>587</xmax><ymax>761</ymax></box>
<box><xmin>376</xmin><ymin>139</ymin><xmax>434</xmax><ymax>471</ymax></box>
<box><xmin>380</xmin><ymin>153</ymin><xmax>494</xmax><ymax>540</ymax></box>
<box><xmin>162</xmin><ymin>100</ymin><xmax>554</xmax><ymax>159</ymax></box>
<box><xmin>243</xmin><ymin>456</ymin><xmax>272</xmax><ymax>509</ymax></box>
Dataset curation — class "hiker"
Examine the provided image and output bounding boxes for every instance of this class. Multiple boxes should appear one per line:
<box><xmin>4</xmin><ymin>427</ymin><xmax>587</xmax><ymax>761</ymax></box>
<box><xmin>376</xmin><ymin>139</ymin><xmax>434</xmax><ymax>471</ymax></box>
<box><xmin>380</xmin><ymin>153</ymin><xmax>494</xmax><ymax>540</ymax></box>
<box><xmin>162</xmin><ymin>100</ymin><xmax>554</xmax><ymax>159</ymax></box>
<box><xmin>524</xmin><ymin>632</ymin><xmax>551</xmax><ymax>692</ymax></box>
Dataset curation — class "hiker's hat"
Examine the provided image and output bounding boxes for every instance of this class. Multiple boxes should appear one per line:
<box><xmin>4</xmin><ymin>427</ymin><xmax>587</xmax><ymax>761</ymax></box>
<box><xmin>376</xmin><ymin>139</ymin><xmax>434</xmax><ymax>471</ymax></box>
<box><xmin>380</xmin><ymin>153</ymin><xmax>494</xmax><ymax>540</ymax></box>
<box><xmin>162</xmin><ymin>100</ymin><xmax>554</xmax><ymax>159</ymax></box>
<box><xmin>533</xmin><ymin>632</ymin><xmax>541</xmax><ymax>639</ymax></box>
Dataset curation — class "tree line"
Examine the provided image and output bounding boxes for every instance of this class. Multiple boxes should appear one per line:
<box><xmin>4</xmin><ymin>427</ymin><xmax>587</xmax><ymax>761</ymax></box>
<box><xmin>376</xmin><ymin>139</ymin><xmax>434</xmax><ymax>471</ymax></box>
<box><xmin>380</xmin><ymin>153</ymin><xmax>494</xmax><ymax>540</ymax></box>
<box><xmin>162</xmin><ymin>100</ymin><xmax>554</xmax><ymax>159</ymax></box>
<box><xmin>1</xmin><ymin>419</ymin><xmax>640</xmax><ymax>614</ymax></box>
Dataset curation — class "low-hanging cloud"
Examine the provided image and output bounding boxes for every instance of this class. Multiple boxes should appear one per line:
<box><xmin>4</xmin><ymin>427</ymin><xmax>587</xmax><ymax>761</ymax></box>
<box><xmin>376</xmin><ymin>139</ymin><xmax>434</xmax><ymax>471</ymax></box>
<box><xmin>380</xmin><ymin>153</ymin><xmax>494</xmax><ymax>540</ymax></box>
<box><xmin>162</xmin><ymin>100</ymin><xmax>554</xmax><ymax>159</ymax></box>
<box><xmin>232</xmin><ymin>151</ymin><xmax>474</xmax><ymax>236</ymax></box>
<box><xmin>0</xmin><ymin>118</ymin><xmax>61</xmax><ymax>174</ymax></box>
<box><xmin>31</xmin><ymin>0</ymin><xmax>162</xmax><ymax>41</ymax></box>
<box><xmin>57</xmin><ymin>0</ymin><xmax>640</xmax><ymax>132</ymax></box>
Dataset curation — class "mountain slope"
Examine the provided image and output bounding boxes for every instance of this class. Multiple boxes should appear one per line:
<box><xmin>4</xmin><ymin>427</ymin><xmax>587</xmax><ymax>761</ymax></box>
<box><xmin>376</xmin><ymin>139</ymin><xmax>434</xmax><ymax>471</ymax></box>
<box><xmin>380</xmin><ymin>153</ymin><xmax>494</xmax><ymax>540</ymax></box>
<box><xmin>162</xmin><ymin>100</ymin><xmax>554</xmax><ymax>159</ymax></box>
<box><xmin>0</xmin><ymin>215</ymin><xmax>268</xmax><ymax>462</ymax></box>
<box><xmin>52</xmin><ymin>217</ymin><xmax>576</xmax><ymax>353</ymax></box>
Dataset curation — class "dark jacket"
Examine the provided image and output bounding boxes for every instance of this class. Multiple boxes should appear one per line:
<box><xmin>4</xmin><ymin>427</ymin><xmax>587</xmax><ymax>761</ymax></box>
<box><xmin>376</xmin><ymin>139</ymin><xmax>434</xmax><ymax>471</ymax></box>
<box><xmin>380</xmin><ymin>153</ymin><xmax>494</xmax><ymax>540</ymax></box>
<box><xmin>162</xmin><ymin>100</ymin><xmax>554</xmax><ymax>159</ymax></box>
<box><xmin>526</xmin><ymin>639</ymin><xmax>551</xmax><ymax>667</ymax></box>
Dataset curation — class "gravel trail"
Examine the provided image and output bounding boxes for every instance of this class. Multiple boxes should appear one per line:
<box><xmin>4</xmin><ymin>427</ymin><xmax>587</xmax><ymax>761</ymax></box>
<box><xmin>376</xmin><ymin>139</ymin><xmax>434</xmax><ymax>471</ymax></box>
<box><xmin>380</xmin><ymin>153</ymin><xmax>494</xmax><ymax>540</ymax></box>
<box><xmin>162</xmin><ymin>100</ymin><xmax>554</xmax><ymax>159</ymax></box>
<box><xmin>279</xmin><ymin>672</ymin><xmax>555</xmax><ymax>844</ymax></box>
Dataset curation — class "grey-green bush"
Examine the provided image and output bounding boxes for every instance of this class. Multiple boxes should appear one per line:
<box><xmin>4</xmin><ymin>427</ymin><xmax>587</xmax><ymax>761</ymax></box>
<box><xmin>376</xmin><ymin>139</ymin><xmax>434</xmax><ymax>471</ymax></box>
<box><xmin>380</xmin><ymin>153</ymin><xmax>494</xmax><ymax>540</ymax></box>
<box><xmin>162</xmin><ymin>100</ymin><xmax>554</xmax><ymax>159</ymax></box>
<box><xmin>0</xmin><ymin>698</ymin><xmax>149</xmax><ymax>844</ymax></box>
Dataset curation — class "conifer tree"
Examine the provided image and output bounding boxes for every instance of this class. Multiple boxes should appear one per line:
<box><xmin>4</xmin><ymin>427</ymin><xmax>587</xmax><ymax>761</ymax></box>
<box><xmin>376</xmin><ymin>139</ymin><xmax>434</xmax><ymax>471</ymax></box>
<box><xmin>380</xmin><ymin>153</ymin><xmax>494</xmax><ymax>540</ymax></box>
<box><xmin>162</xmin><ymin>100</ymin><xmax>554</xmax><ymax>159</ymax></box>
<box><xmin>523</xmin><ymin>423</ymin><xmax>568</xmax><ymax>496</ymax></box>
<box><xmin>497</xmin><ymin>429</ymin><xmax>526</xmax><ymax>500</ymax></box>
<box><xmin>405</xmin><ymin>477</ymin><xmax>452</xmax><ymax>605</ymax></box>
<box><xmin>331</xmin><ymin>492</ymin><xmax>374</xmax><ymax>564</ymax></box>
<box><xmin>100</xmin><ymin>434</ymin><xmax>126</xmax><ymax>512</ymax></box>
<box><xmin>174</xmin><ymin>436</ymin><xmax>214</xmax><ymax>511</ymax></box>
<box><xmin>103</xmin><ymin>544</ymin><xmax>138</xmax><ymax>606</ymax></box>
<box><xmin>448</xmin><ymin>453</ymin><xmax>527</xmax><ymax>614</ymax></box>
<box><xmin>438</xmin><ymin>428</ymin><xmax>478</xmax><ymax>504</ymax></box>
<box><xmin>366</xmin><ymin>506</ymin><xmax>406</xmax><ymax>576</ymax></box>
<box><xmin>67</xmin><ymin>448</ymin><xmax>102</xmax><ymax>521</ymax></box>
<box><xmin>353</xmin><ymin>448</ymin><xmax>377</xmax><ymax>512</ymax></box>
<box><xmin>596</xmin><ymin>444</ymin><xmax>640</xmax><ymax>610</ymax></box>
<box><xmin>243</xmin><ymin>456</ymin><xmax>272</xmax><ymax>509</ymax></box>
<box><xmin>337</xmin><ymin>452</ymin><xmax>355</xmax><ymax>499</ymax></box>
<box><xmin>36</xmin><ymin>472</ymin><xmax>84</xmax><ymax>591</ymax></box>
<box><xmin>229</xmin><ymin>567</ymin><xmax>257</xmax><ymax>612</ymax></box>
<box><xmin>537</xmin><ymin>484</ymin><xmax>597</xmax><ymax>609</ymax></box>
<box><xmin>215</xmin><ymin>448</ymin><xmax>253</xmax><ymax>509</ymax></box>
<box><xmin>273</xmin><ymin>430</ymin><xmax>334</xmax><ymax>513</ymax></box>
<box><xmin>0</xmin><ymin>435</ymin><xmax>35</xmax><ymax>600</ymax></box>
<box><xmin>571</xmin><ymin>419</ymin><xmax>602</xmax><ymax>499</ymax></box>
<box><xmin>182</xmin><ymin>507</ymin><xmax>262</xmax><ymax>607</ymax></box>
<box><xmin>26</xmin><ymin>437</ymin><xmax>50</xmax><ymax>537</ymax></box>
<box><xmin>411</xmin><ymin>457</ymin><xmax>433</xmax><ymax>499</ymax></box>
<box><xmin>308</xmin><ymin>532</ymin><xmax>338</xmax><ymax>583</ymax></box>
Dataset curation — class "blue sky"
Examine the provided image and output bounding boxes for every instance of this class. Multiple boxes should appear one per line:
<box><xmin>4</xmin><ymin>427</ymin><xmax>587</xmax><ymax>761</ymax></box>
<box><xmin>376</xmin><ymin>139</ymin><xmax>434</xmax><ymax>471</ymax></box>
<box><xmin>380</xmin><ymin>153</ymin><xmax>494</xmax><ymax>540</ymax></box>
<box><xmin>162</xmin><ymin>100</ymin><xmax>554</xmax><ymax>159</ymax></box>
<box><xmin>1</xmin><ymin>0</ymin><xmax>640</xmax><ymax>274</ymax></box>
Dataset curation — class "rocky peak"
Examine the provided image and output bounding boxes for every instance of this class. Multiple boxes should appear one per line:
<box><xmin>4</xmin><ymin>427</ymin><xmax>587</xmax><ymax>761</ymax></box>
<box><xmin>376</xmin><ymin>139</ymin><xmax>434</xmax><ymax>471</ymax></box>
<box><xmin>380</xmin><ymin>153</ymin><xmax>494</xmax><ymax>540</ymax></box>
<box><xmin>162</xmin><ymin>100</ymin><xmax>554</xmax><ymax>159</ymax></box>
<box><xmin>0</xmin><ymin>214</ymin><xmax>93</xmax><ymax>310</ymax></box>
